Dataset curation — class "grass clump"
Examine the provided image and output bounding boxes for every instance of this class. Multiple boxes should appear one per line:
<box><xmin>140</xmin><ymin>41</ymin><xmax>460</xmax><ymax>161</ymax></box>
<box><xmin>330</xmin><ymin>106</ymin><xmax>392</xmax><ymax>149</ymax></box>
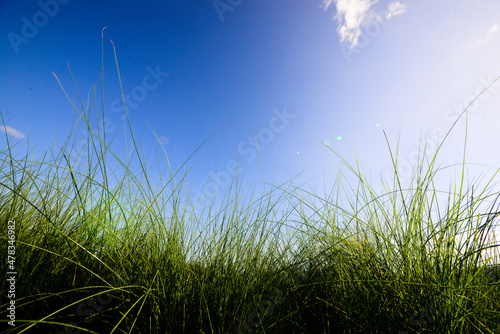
<box><xmin>0</xmin><ymin>44</ymin><xmax>499</xmax><ymax>333</ymax></box>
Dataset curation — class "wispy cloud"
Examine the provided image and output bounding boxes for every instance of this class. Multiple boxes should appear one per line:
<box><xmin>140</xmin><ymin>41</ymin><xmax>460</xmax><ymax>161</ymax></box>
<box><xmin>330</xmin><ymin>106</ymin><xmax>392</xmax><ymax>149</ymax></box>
<box><xmin>0</xmin><ymin>125</ymin><xmax>25</xmax><ymax>139</ymax></box>
<box><xmin>478</xmin><ymin>23</ymin><xmax>499</xmax><ymax>44</ymax></box>
<box><xmin>384</xmin><ymin>1</ymin><xmax>405</xmax><ymax>20</ymax></box>
<box><xmin>324</xmin><ymin>0</ymin><xmax>406</xmax><ymax>48</ymax></box>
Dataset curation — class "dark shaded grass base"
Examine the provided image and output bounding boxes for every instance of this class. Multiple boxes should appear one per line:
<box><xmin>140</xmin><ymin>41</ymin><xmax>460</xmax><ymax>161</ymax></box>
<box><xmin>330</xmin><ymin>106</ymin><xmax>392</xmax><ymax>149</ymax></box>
<box><xmin>4</xmin><ymin>245</ymin><xmax>499</xmax><ymax>334</ymax></box>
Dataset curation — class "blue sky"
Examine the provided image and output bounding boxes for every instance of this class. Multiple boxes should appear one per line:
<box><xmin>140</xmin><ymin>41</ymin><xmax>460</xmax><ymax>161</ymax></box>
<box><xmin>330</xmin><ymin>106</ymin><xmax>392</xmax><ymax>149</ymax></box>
<box><xmin>1</xmin><ymin>0</ymin><xmax>500</xmax><ymax>254</ymax></box>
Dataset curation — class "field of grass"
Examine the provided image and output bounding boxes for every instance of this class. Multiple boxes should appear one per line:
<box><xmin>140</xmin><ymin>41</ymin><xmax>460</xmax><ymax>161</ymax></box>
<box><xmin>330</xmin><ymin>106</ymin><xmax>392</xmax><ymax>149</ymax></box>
<box><xmin>1</xmin><ymin>47</ymin><xmax>499</xmax><ymax>333</ymax></box>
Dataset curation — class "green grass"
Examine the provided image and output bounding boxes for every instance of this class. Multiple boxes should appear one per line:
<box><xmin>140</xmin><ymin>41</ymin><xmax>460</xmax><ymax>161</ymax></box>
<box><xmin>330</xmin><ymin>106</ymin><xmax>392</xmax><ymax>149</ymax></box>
<box><xmin>1</xmin><ymin>43</ymin><xmax>499</xmax><ymax>333</ymax></box>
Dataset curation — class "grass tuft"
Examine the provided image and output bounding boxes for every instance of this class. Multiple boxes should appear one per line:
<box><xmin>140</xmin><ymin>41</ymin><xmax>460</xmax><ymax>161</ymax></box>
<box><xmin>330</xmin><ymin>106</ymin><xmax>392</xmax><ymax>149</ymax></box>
<box><xmin>1</xmin><ymin>44</ymin><xmax>499</xmax><ymax>333</ymax></box>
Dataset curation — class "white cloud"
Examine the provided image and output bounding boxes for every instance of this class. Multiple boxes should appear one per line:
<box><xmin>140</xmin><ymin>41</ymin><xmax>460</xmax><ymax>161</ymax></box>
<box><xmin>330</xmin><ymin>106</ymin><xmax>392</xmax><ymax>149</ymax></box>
<box><xmin>333</xmin><ymin>0</ymin><xmax>378</xmax><ymax>48</ymax></box>
<box><xmin>385</xmin><ymin>1</ymin><xmax>406</xmax><ymax>20</ymax></box>
<box><xmin>324</xmin><ymin>0</ymin><xmax>406</xmax><ymax>48</ymax></box>
<box><xmin>0</xmin><ymin>125</ymin><xmax>25</xmax><ymax>139</ymax></box>
<box><xmin>478</xmin><ymin>23</ymin><xmax>499</xmax><ymax>44</ymax></box>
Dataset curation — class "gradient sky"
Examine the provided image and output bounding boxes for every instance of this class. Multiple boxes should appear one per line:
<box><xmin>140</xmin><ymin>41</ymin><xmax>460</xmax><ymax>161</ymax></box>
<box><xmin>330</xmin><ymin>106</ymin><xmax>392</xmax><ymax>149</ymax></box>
<box><xmin>1</xmin><ymin>1</ymin><xmax>500</xmax><ymax>253</ymax></box>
